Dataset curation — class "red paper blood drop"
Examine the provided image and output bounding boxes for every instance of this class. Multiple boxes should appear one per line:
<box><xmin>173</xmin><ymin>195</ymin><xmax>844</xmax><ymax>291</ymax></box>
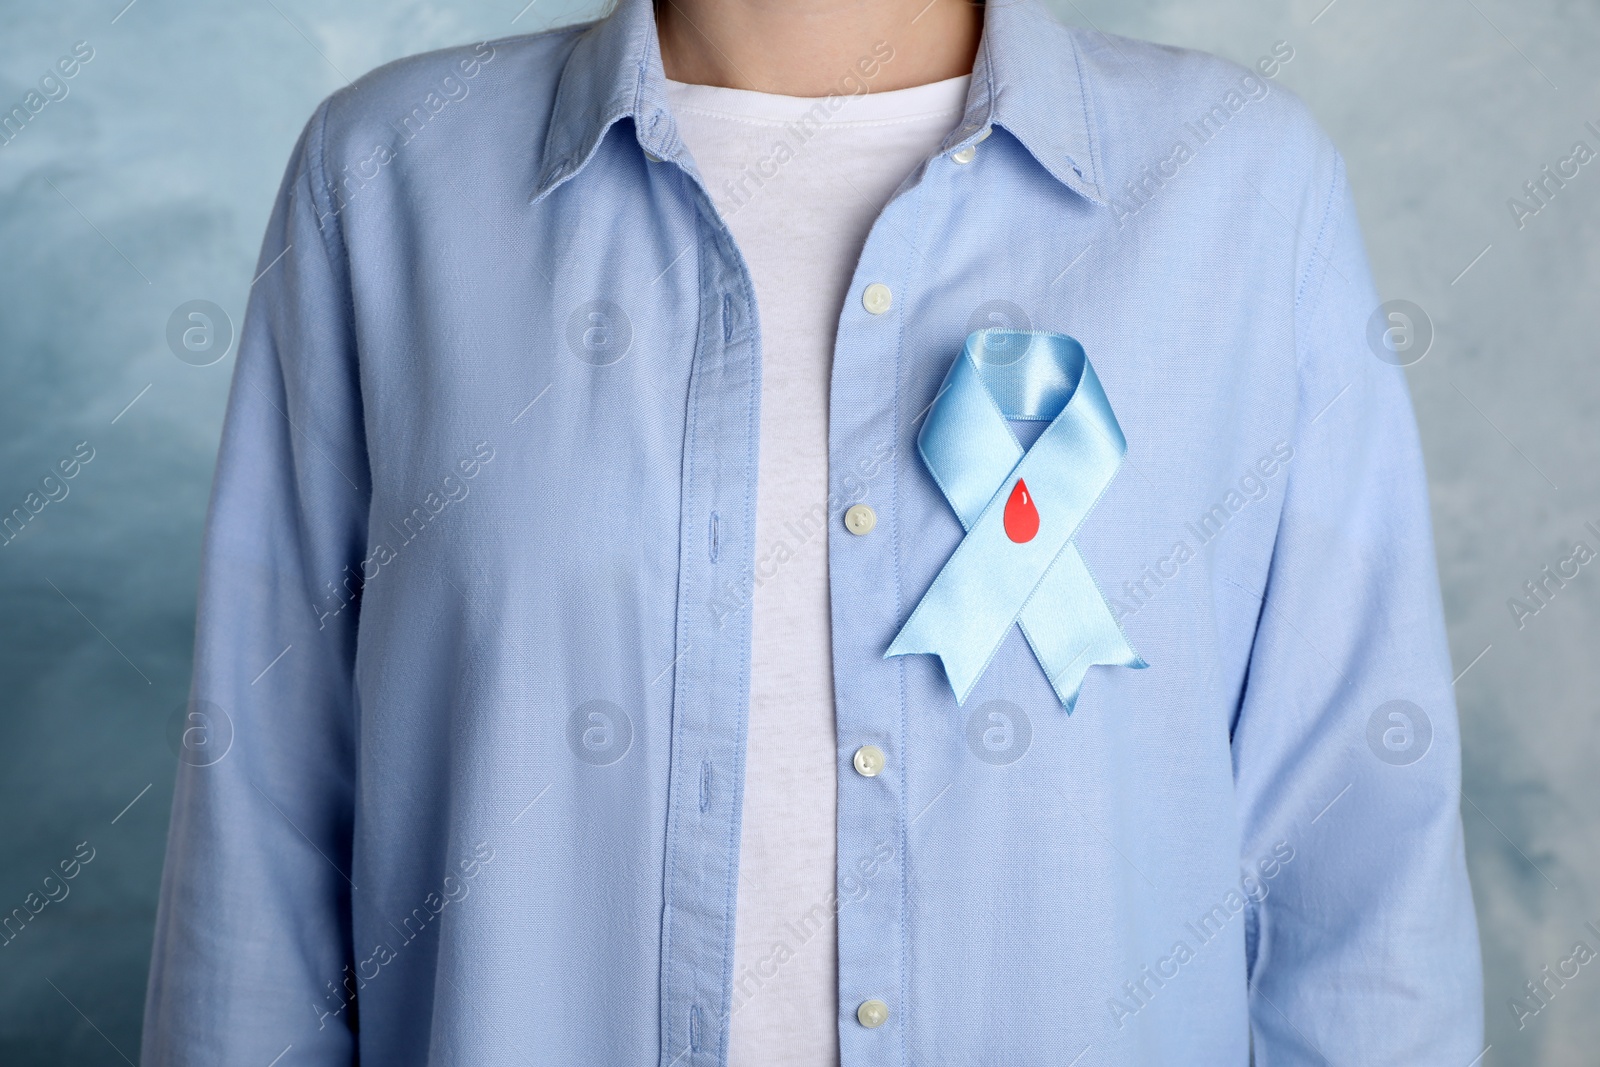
<box><xmin>1003</xmin><ymin>479</ymin><xmax>1039</xmax><ymax>543</ymax></box>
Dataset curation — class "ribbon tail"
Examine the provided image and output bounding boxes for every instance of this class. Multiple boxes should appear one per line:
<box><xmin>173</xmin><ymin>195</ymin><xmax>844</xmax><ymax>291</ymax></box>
<box><xmin>885</xmin><ymin>609</ymin><xmax>1013</xmax><ymax>707</ymax></box>
<box><xmin>1018</xmin><ymin>543</ymin><xmax>1147</xmax><ymax>710</ymax></box>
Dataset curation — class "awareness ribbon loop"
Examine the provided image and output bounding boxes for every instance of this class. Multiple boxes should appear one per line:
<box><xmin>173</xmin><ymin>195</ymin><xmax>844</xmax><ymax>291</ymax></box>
<box><xmin>885</xmin><ymin>330</ymin><xmax>1146</xmax><ymax>710</ymax></box>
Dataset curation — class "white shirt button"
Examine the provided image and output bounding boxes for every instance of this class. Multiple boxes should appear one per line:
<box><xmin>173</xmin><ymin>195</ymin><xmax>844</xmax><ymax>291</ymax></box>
<box><xmin>953</xmin><ymin>126</ymin><xmax>993</xmax><ymax>164</ymax></box>
<box><xmin>853</xmin><ymin>745</ymin><xmax>886</xmax><ymax>777</ymax></box>
<box><xmin>844</xmin><ymin>504</ymin><xmax>877</xmax><ymax>536</ymax></box>
<box><xmin>862</xmin><ymin>283</ymin><xmax>892</xmax><ymax>315</ymax></box>
<box><xmin>857</xmin><ymin>999</ymin><xmax>890</xmax><ymax>1028</ymax></box>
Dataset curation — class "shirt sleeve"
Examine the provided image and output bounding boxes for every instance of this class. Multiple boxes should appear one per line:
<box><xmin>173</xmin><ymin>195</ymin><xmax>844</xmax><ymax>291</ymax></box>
<box><xmin>141</xmin><ymin>97</ymin><xmax>368</xmax><ymax>1066</ymax></box>
<box><xmin>1230</xmin><ymin>153</ymin><xmax>1485</xmax><ymax>1064</ymax></box>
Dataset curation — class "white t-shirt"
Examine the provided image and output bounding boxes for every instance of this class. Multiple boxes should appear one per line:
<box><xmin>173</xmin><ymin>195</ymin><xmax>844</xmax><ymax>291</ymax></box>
<box><xmin>665</xmin><ymin>73</ymin><xmax>970</xmax><ymax>1067</ymax></box>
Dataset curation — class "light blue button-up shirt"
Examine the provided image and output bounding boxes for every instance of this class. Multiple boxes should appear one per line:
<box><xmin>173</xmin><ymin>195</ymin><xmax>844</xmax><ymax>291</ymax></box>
<box><xmin>142</xmin><ymin>0</ymin><xmax>1484</xmax><ymax>1063</ymax></box>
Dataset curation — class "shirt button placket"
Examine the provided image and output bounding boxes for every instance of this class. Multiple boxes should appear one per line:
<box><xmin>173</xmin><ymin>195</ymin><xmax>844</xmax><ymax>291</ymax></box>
<box><xmin>663</xmin><ymin>226</ymin><xmax>762</xmax><ymax>1067</ymax></box>
<box><xmin>834</xmin><ymin>253</ymin><xmax>906</xmax><ymax>1067</ymax></box>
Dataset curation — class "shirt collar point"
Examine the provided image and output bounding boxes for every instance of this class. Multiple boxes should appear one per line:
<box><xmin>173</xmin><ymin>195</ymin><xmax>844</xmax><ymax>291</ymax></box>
<box><xmin>1068</xmin><ymin>168</ymin><xmax>1109</xmax><ymax>206</ymax></box>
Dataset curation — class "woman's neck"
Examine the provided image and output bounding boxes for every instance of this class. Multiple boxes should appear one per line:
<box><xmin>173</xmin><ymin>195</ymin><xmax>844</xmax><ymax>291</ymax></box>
<box><xmin>655</xmin><ymin>0</ymin><xmax>982</xmax><ymax>96</ymax></box>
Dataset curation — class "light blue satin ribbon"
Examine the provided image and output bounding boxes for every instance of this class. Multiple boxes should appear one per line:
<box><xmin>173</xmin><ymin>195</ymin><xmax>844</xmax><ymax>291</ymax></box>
<box><xmin>886</xmin><ymin>330</ymin><xmax>1146</xmax><ymax>710</ymax></box>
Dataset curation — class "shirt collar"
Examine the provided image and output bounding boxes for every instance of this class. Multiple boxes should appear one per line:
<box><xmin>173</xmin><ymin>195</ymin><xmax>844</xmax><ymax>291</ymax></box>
<box><xmin>531</xmin><ymin>0</ymin><xmax>1106</xmax><ymax>206</ymax></box>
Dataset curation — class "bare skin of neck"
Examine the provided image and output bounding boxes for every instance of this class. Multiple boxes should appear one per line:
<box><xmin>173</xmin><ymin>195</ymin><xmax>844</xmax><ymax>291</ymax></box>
<box><xmin>655</xmin><ymin>0</ymin><xmax>983</xmax><ymax>96</ymax></box>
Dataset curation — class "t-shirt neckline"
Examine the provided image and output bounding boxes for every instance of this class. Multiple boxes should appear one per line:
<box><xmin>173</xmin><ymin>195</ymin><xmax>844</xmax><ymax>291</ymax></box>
<box><xmin>663</xmin><ymin>73</ymin><xmax>971</xmax><ymax>125</ymax></box>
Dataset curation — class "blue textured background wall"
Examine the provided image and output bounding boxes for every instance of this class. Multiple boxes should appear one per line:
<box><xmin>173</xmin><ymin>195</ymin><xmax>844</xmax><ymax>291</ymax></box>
<box><xmin>1</xmin><ymin>1</ymin><xmax>1595</xmax><ymax>1063</ymax></box>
